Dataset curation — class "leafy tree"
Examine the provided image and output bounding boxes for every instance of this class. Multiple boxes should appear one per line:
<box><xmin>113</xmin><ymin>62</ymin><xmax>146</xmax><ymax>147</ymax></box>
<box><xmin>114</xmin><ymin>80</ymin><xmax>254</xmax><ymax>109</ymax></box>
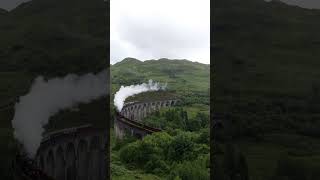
<box><xmin>168</xmin><ymin>132</ymin><xmax>197</xmax><ymax>162</ymax></box>
<box><xmin>196</xmin><ymin>128</ymin><xmax>210</xmax><ymax>145</ymax></box>
<box><xmin>186</xmin><ymin>118</ymin><xmax>201</xmax><ymax>131</ymax></box>
<box><xmin>118</xmin><ymin>127</ymin><xmax>209</xmax><ymax>178</ymax></box>
<box><xmin>119</xmin><ymin>132</ymin><xmax>173</xmax><ymax>170</ymax></box>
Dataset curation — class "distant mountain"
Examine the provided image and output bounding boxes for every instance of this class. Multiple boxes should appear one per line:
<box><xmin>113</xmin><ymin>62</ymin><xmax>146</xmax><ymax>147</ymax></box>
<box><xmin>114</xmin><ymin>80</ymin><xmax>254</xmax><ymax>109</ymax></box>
<box><xmin>111</xmin><ymin>58</ymin><xmax>210</xmax><ymax>95</ymax></box>
<box><xmin>115</xmin><ymin>57</ymin><xmax>143</xmax><ymax>65</ymax></box>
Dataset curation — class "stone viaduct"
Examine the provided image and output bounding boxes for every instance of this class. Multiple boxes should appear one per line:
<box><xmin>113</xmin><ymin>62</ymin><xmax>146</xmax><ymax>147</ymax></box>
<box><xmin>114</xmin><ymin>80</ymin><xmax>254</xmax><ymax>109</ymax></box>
<box><xmin>115</xmin><ymin>99</ymin><xmax>179</xmax><ymax>139</ymax></box>
<box><xmin>35</xmin><ymin>124</ymin><xmax>107</xmax><ymax>180</ymax></box>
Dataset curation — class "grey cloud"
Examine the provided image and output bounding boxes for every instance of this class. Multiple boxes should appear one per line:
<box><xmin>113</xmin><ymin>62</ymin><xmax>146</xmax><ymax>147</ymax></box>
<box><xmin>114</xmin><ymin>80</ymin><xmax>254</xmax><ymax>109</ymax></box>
<box><xmin>111</xmin><ymin>0</ymin><xmax>210</xmax><ymax>65</ymax></box>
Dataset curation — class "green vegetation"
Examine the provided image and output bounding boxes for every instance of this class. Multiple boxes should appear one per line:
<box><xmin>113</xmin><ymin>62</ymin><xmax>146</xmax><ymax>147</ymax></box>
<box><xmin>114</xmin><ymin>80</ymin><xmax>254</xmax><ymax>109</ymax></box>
<box><xmin>214</xmin><ymin>0</ymin><xmax>320</xmax><ymax>179</ymax></box>
<box><xmin>142</xmin><ymin>107</ymin><xmax>209</xmax><ymax>132</ymax></box>
<box><xmin>111</xmin><ymin>58</ymin><xmax>209</xmax><ymax>95</ymax></box>
<box><xmin>111</xmin><ymin>59</ymin><xmax>210</xmax><ymax>179</ymax></box>
<box><xmin>112</xmin><ymin>130</ymin><xmax>209</xmax><ymax>180</ymax></box>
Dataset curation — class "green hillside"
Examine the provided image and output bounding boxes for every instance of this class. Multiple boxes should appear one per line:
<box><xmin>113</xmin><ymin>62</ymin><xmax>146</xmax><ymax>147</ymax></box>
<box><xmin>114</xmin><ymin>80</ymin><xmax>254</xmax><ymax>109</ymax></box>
<box><xmin>111</xmin><ymin>58</ymin><xmax>210</xmax><ymax>103</ymax></box>
<box><xmin>214</xmin><ymin>0</ymin><xmax>320</xmax><ymax>179</ymax></box>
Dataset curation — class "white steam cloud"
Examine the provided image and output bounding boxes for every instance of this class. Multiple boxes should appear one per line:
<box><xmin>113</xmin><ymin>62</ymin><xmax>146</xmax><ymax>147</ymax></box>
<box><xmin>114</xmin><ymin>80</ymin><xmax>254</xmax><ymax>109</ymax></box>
<box><xmin>12</xmin><ymin>70</ymin><xmax>108</xmax><ymax>157</ymax></box>
<box><xmin>114</xmin><ymin>80</ymin><xmax>166</xmax><ymax>112</ymax></box>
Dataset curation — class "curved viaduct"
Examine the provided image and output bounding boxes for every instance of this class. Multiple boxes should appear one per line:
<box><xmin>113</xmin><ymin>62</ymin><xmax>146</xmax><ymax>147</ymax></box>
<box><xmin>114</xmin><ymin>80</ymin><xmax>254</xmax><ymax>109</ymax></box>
<box><xmin>35</xmin><ymin>124</ymin><xmax>107</xmax><ymax>180</ymax></box>
<box><xmin>115</xmin><ymin>99</ymin><xmax>179</xmax><ymax>138</ymax></box>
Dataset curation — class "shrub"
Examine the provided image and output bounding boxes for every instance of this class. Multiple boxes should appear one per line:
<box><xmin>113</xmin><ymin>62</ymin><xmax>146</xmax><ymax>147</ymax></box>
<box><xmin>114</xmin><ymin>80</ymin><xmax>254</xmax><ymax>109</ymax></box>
<box><xmin>168</xmin><ymin>155</ymin><xmax>209</xmax><ymax>180</ymax></box>
<box><xmin>119</xmin><ymin>132</ymin><xmax>173</xmax><ymax>168</ymax></box>
<box><xmin>144</xmin><ymin>155</ymin><xmax>169</xmax><ymax>175</ymax></box>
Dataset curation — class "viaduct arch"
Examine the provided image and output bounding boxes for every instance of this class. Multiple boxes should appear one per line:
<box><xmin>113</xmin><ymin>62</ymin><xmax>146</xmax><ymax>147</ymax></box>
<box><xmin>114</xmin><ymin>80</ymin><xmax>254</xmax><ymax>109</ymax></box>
<box><xmin>35</xmin><ymin>124</ymin><xmax>107</xmax><ymax>180</ymax></box>
<box><xmin>115</xmin><ymin>99</ymin><xmax>179</xmax><ymax>138</ymax></box>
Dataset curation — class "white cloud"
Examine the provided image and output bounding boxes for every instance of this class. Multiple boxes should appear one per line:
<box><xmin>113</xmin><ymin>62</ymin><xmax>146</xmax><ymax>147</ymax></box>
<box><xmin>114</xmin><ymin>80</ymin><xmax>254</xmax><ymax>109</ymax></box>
<box><xmin>111</xmin><ymin>0</ymin><xmax>210</xmax><ymax>64</ymax></box>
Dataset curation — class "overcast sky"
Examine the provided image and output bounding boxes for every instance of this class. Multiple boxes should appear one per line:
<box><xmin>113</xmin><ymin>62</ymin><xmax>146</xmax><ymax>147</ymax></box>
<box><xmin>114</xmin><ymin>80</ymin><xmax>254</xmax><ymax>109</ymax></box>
<box><xmin>111</xmin><ymin>0</ymin><xmax>210</xmax><ymax>64</ymax></box>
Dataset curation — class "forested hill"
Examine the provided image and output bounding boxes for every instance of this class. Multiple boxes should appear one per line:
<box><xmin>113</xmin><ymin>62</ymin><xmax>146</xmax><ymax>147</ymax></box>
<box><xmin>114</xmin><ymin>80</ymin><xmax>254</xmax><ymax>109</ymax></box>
<box><xmin>0</xmin><ymin>0</ymin><xmax>107</xmax><ymax>77</ymax></box>
<box><xmin>111</xmin><ymin>58</ymin><xmax>210</xmax><ymax>95</ymax></box>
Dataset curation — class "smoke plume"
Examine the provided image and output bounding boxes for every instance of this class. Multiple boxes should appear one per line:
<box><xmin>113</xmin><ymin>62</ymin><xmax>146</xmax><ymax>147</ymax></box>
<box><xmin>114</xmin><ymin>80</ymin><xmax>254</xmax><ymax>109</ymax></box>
<box><xmin>12</xmin><ymin>70</ymin><xmax>108</xmax><ymax>157</ymax></box>
<box><xmin>114</xmin><ymin>80</ymin><xmax>166</xmax><ymax>112</ymax></box>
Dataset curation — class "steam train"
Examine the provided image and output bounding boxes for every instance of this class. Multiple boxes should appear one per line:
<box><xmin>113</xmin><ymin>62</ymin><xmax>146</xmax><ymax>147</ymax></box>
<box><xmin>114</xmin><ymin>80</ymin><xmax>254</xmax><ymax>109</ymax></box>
<box><xmin>115</xmin><ymin>111</ymin><xmax>161</xmax><ymax>134</ymax></box>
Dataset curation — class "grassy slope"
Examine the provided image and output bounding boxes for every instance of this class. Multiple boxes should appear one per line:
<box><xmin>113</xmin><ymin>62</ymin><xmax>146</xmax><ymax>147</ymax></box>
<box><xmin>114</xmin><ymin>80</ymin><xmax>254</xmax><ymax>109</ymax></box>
<box><xmin>111</xmin><ymin>58</ymin><xmax>210</xmax><ymax>95</ymax></box>
<box><xmin>214</xmin><ymin>0</ymin><xmax>320</xmax><ymax>179</ymax></box>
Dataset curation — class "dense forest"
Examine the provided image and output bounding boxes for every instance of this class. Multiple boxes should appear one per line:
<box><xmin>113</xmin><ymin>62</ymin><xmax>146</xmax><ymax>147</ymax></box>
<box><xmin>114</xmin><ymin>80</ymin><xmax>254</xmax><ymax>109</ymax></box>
<box><xmin>111</xmin><ymin>58</ymin><xmax>210</xmax><ymax>180</ymax></box>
